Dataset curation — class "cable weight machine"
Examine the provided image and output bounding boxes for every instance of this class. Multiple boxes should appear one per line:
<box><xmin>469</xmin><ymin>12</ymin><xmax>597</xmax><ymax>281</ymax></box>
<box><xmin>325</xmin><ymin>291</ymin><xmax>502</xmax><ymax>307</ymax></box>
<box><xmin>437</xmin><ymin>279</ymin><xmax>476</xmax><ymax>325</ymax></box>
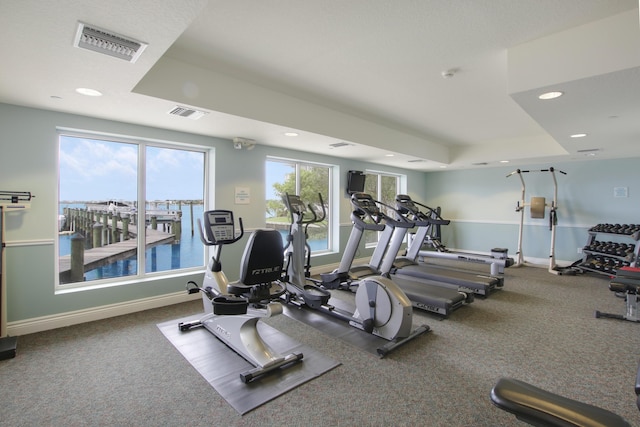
<box><xmin>506</xmin><ymin>167</ymin><xmax>567</xmax><ymax>275</ymax></box>
<box><xmin>1</xmin><ymin>191</ymin><xmax>35</xmax><ymax>360</ymax></box>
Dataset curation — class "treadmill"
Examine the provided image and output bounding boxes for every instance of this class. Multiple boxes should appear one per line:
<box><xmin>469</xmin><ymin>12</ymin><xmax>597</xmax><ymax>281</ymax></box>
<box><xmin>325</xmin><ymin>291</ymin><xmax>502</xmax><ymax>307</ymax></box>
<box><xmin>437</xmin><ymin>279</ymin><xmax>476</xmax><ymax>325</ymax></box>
<box><xmin>321</xmin><ymin>193</ymin><xmax>470</xmax><ymax>317</ymax></box>
<box><xmin>386</xmin><ymin>195</ymin><xmax>501</xmax><ymax>297</ymax></box>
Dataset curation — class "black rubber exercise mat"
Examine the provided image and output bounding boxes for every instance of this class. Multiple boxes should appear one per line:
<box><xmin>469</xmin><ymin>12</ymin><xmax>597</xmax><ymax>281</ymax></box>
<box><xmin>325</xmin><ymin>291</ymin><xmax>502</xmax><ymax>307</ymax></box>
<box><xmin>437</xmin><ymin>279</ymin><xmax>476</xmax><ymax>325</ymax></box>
<box><xmin>157</xmin><ymin>315</ymin><xmax>340</xmax><ymax>415</ymax></box>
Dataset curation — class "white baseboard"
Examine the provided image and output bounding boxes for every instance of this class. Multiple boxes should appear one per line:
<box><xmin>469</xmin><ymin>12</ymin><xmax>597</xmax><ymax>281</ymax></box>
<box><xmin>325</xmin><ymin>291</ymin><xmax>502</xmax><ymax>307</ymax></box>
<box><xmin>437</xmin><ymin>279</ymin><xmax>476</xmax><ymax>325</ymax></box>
<box><xmin>6</xmin><ymin>259</ymin><xmax>354</xmax><ymax>337</ymax></box>
<box><xmin>7</xmin><ymin>291</ymin><xmax>200</xmax><ymax>336</ymax></box>
<box><xmin>9</xmin><ymin>253</ymin><xmax>571</xmax><ymax>337</ymax></box>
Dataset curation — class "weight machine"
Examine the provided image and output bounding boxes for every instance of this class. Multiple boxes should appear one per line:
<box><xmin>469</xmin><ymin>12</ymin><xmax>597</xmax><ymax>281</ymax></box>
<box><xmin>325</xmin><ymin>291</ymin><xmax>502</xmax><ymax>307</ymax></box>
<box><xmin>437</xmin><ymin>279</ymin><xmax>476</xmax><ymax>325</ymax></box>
<box><xmin>1</xmin><ymin>191</ymin><xmax>34</xmax><ymax>360</ymax></box>
<box><xmin>595</xmin><ymin>267</ymin><xmax>640</xmax><ymax>323</ymax></box>
<box><xmin>506</xmin><ymin>167</ymin><xmax>566</xmax><ymax>275</ymax></box>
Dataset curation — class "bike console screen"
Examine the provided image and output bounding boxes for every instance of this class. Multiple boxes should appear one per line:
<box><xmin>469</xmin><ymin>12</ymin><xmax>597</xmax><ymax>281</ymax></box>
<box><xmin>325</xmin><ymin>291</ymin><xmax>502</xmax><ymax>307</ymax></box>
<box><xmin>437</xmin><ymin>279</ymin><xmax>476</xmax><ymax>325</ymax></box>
<box><xmin>204</xmin><ymin>210</ymin><xmax>235</xmax><ymax>243</ymax></box>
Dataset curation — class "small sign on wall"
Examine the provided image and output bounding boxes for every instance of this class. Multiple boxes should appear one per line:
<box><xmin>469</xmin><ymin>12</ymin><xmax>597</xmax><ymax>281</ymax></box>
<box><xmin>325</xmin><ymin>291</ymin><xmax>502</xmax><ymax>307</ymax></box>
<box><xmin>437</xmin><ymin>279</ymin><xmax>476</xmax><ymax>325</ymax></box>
<box><xmin>614</xmin><ymin>187</ymin><xmax>628</xmax><ymax>198</ymax></box>
<box><xmin>235</xmin><ymin>187</ymin><xmax>250</xmax><ymax>204</ymax></box>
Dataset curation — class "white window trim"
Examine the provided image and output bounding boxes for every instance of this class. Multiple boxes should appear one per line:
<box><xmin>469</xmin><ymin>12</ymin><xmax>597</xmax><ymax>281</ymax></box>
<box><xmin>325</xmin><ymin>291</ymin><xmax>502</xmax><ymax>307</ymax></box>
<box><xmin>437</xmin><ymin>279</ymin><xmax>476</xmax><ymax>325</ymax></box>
<box><xmin>266</xmin><ymin>156</ymin><xmax>336</xmax><ymax>254</ymax></box>
<box><xmin>55</xmin><ymin>128</ymin><xmax>210</xmax><ymax>292</ymax></box>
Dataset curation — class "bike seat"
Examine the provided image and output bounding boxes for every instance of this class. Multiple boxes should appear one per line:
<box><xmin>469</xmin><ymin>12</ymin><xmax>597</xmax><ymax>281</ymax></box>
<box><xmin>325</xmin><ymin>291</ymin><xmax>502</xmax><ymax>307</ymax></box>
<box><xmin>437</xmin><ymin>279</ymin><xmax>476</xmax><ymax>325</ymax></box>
<box><xmin>226</xmin><ymin>229</ymin><xmax>287</xmax><ymax>302</ymax></box>
<box><xmin>490</xmin><ymin>378</ymin><xmax>632</xmax><ymax>427</ymax></box>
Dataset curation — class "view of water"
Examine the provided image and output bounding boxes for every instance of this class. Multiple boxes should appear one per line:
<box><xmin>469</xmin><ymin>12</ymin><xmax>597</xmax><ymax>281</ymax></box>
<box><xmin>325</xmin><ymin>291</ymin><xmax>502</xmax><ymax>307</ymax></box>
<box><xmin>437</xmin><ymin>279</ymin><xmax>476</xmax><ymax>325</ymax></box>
<box><xmin>59</xmin><ymin>202</ymin><xmax>205</xmax><ymax>281</ymax></box>
<box><xmin>59</xmin><ymin>203</ymin><xmax>327</xmax><ymax>281</ymax></box>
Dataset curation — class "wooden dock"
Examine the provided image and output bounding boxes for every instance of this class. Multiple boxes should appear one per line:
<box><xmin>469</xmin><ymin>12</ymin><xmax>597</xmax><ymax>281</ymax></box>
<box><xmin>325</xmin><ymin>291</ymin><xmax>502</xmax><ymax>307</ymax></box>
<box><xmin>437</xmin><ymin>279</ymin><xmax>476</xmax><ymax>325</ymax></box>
<box><xmin>58</xmin><ymin>226</ymin><xmax>175</xmax><ymax>281</ymax></box>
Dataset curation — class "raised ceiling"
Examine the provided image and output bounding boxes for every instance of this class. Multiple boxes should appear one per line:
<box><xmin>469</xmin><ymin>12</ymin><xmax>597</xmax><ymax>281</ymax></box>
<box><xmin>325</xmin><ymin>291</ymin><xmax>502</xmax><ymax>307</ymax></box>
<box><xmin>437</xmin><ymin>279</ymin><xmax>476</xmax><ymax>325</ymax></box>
<box><xmin>0</xmin><ymin>0</ymin><xmax>638</xmax><ymax>170</ymax></box>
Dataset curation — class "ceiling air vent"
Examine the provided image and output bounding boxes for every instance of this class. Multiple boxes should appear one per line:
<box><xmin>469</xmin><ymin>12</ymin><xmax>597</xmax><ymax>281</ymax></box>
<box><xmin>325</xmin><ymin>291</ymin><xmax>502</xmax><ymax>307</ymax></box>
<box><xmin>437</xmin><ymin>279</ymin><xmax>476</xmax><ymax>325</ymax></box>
<box><xmin>167</xmin><ymin>106</ymin><xmax>209</xmax><ymax>120</ymax></box>
<box><xmin>329</xmin><ymin>142</ymin><xmax>352</xmax><ymax>148</ymax></box>
<box><xmin>408</xmin><ymin>159</ymin><xmax>425</xmax><ymax>163</ymax></box>
<box><xmin>73</xmin><ymin>22</ymin><xmax>148</xmax><ymax>63</ymax></box>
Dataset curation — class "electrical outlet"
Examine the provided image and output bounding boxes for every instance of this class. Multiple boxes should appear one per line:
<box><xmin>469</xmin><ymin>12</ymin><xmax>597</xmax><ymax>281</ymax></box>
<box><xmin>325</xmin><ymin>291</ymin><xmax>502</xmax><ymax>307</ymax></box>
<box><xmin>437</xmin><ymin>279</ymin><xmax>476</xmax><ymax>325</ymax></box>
<box><xmin>577</xmin><ymin>247</ymin><xmax>583</xmax><ymax>254</ymax></box>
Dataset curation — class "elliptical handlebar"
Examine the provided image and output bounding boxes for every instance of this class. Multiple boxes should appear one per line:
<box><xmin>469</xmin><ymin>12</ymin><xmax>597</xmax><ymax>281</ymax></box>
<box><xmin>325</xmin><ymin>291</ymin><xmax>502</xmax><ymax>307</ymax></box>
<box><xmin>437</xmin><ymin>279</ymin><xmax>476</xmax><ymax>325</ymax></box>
<box><xmin>283</xmin><ymin>193</ymin><xmax>327</xmax><ymax>225</ymax></box>
<box><xmin>309</xmin><ymin>193</ymin><xmax>326</xmax><ymax>223</ymax></box>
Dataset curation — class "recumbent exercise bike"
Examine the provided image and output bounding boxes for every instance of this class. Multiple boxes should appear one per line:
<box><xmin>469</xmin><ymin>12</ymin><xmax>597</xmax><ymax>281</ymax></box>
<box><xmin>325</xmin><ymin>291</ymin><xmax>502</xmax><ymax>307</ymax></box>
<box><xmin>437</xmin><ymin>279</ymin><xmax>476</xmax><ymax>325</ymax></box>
<box><xmin>178</xmin><ymin>210</ymin><xmax>303</xmax><ymax>383</ymax></box>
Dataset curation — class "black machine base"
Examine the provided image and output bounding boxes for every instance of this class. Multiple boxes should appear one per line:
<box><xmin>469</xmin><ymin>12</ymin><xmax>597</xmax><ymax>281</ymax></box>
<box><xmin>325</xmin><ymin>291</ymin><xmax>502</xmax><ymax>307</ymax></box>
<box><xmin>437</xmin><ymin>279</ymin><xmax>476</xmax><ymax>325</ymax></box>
<box><xmin>0</xmin><ymin>336</ymin><xmax>17</xmax><ymax>360</ymax></box>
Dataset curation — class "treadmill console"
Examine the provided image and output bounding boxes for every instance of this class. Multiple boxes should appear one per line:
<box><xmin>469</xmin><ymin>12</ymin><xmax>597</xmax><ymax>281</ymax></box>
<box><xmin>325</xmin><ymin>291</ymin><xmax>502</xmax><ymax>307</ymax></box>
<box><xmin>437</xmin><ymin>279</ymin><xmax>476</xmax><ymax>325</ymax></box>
<box><xmin>351</xmin><ymin>193</ymin><xmax>381</xmax><ymax>215</ymax></box>
<box><xmin>203</xmin><ymin>210</ymin><xmax>236</xmax><ymax>244</ymax></box>
<box><xmin>395</xmin><ymin>195</ymin><xmax>418</xmax><ymax>215</ymax></box>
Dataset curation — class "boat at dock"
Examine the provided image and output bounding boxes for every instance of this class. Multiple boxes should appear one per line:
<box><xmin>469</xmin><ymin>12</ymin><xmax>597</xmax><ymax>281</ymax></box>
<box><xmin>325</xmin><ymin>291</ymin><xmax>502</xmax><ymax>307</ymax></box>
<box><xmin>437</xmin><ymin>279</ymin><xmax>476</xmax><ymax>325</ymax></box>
<box><xmin>84</xmin><ymin>200</ymin><xmax>181</xmax><ymax>222</ymax></box>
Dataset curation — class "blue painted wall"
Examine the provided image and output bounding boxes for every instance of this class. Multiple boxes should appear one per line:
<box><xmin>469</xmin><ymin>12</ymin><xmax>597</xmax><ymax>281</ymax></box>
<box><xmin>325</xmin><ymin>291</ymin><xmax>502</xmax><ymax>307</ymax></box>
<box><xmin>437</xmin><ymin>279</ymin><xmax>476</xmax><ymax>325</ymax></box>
<box><xmin>423</xmin><ymin>161</ymin><xmax>640</xmax><ymax>264</ymax></box>
<box><xmin>0</xmin><ymin>103</ymin><xmax>425</xmax><ymax>324</ymax></box>
<box><xmin>1</xmin><ymin>102</ymin><xmax>638</xmax><ymax>327</ymax></box>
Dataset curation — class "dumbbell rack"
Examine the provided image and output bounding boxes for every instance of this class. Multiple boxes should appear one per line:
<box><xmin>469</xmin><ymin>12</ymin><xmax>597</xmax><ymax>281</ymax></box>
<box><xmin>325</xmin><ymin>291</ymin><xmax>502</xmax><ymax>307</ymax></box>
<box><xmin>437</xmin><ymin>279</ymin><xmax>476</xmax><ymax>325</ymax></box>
<box><xmin>578</xmin><ymin>224</ymin><xmax>640</xmax><ymax>276</ymax></box>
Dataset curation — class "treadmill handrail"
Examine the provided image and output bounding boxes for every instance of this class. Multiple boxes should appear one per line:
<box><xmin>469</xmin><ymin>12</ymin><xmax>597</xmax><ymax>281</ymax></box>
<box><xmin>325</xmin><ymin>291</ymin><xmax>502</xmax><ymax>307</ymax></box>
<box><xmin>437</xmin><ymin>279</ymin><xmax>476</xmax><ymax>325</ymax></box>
<box><xmin>350</xmin><ymin>192</ymin><xmax>414</xmax><ymax>229</ymax></box>
<box><xmin>395</xmin><ymin>194</ymin><xmax>450</xmax><ymax>226</ymax></box>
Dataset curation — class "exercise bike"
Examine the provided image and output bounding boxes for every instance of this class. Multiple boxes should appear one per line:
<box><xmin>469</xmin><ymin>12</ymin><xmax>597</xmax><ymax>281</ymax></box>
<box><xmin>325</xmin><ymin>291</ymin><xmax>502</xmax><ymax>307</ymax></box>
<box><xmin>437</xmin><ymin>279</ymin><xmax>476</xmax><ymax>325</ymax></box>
<box><xmin>490</xmin><ymin>363</ymin><xmax>640</xmax><ymax>426</ymax></box>
<box><xmin>281</xmin><ymin>193</ymin><xmax>429</xmax><ymax>357</ymax></box>
<box><xmin>178</xmin><ymin>210</ymin><xmax>303</xmax><ymax>383</ymax></box>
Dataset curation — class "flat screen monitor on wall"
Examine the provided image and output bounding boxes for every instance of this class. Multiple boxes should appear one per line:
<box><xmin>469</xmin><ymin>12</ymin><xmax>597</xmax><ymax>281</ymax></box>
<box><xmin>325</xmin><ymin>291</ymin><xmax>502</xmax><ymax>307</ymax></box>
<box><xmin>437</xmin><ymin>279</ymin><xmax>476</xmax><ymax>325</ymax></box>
<box><xmin>347</xmin><ymin>170</ymin><xmax>365</xmax><ymax>194</ymax></box>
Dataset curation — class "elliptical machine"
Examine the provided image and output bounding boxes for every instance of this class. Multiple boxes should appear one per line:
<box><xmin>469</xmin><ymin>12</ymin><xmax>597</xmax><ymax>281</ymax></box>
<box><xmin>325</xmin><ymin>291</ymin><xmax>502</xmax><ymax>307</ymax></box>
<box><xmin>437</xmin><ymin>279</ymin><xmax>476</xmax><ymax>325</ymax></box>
<box><xmin>178</xmin><ymin>210</ymin><xmax>303</xmax><ymax>383</ymax></box>
<box><xmin>281</xmin><ymin>193</ymin><xmax>429</xmax><ymax>357</ymax></box>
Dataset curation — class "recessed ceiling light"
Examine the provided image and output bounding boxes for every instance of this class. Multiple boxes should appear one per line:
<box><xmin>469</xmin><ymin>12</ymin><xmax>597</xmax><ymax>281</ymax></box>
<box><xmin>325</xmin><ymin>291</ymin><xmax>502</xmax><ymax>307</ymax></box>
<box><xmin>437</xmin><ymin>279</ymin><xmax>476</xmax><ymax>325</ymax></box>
<box><xmin>385</xmin><ymin>154</ymin><xmax>395</xmax><ymax>157</ymax></box>
<box><xmin>76</xmin><ymin>87</ymin><xmax>102</xmax><ymax>97</ymax></box>
<box><xmin>538</xmin><ymin>91</ymin><xmax>563</xmax><ymax>100</ymax></box>
<box><xmin>439</xmin><ymin>165</ymin><xmax>447</xmax><ymax>169</ymax></box>
<box><xmin>284</xmin><ymin>132</ymin><xmax>299</xmax><ymax>137</ymax></box>
<box><xmin>570</xmin><ymin>133</ymin><xmax>587</xmax><ymax>138</ymax></box>
<box><xmin>500</xmin><ymin>160</ymin><xmax>509</xmax><ymax>163</ymax></box>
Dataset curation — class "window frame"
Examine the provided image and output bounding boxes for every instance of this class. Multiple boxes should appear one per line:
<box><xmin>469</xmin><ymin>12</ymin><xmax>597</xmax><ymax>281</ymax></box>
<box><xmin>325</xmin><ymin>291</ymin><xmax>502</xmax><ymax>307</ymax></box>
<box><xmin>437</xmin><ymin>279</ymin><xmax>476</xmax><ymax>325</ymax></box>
<box><xmin>363</xmin><ymin>170</ymin><xmax>406</xmax><ymax>247</ymax></box>
<box><xmin>55</xmin><ymin>128</ymin><xmax>210</xmax><ymax>291</ymax></box>
<box><xmin>265</xmin><ymin>156</ymin><xmax>335</xmax><ymax>255</ymax></box>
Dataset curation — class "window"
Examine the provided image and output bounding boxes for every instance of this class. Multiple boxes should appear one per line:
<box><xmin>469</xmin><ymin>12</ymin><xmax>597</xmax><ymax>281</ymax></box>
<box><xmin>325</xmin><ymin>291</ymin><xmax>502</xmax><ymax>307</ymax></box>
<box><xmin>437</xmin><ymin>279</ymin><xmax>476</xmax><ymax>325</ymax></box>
<box><xmin>57</xmin><ymin>133</ymin><xmax>207</xmax><ymax>286</ymax></box>
<box><xmin>265</xmin><ymin>158</ymin><xmax>332</xmax><ymax>252</ymax></box>
<box><xmin>363</xmin><ymin>171</ymin><xmax>403</xmax><ymax>245</ymax></box>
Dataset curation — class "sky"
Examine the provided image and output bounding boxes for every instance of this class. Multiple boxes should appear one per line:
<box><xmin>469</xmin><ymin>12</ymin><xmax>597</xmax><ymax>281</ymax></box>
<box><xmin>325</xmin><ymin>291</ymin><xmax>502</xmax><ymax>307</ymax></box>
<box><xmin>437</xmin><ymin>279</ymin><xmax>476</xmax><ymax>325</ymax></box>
<box><xmin>59</xmin><ymin>135</ymin><xmax>204</xmax><ymax>201</ymax></box>
<box><xmin>265</xmin><ymin>161</ymin><xmax>294</xmax><ymax>200</ymax></box>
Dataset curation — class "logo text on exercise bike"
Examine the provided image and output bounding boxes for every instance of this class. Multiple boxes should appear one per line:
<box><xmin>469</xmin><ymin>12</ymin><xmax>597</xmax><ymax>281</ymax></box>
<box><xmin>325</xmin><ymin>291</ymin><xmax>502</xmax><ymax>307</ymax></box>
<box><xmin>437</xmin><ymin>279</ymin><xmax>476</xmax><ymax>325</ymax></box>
<box><xmin>215</xmin><ymin>324</ymin><xmax>231</xmax><ymax>340</ymax></box>
<box><xmin>251</xmin><ymin>265</ymin><xmax>281</xmax><ymax>276</ymax></box>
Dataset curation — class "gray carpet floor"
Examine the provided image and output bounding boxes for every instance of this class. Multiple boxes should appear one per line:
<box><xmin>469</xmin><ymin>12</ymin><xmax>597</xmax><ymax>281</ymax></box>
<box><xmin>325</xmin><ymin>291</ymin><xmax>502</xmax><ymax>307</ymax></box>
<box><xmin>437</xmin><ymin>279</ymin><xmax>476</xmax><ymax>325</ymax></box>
<box><xmin>1</xmin><ymin>262</ymin><xmax>639</xmax><ymax>426</ymax></box>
